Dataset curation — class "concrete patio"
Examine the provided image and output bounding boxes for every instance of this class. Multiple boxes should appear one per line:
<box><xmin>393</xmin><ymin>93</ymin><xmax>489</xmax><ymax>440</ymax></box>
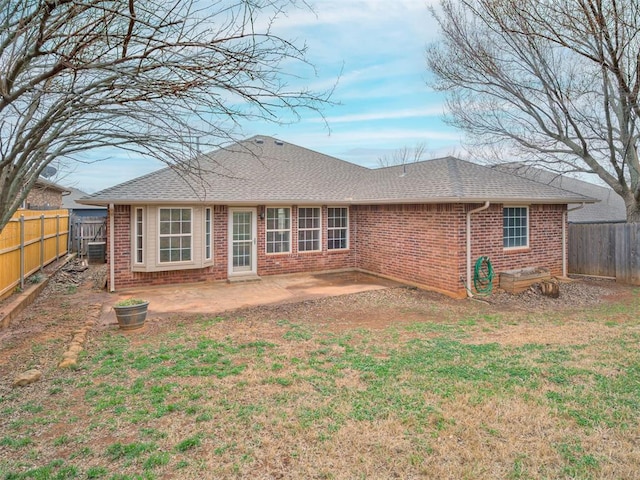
<box><xmin>106</xmin><ymin>270</ymin><xmax>403</xmax><ymax>319</ymax></box>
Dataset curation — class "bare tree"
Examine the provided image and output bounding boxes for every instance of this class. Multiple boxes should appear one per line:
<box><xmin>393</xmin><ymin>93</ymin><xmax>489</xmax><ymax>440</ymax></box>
<box><xmin>427</xmin><ymin>0</ymin><xmax>640</xmax><ymax>222</ymax></box>
<box><xmin>0</xmin><ymin>0</ymin><xmax>330</xmax><ymax>232</ymax></box>
<box><xmin>377</xmin><ymin>142</ymin><xmax>429</xmax><ymax>168</ymax></box>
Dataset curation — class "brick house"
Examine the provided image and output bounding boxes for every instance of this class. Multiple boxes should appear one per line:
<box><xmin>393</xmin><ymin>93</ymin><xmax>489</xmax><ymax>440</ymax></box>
<box><xmin>80</xmin><ymin>136</ymin><xmax>593</xmax><ymax>298</ymax></box>
<box><xmin>24</xmin><ymin>178</ymin><xmax>70</xmax><ymax>210</ymax></box>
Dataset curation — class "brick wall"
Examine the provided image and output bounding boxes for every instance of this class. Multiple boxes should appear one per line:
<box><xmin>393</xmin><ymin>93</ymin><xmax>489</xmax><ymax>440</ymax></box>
<box><xmin>468</xmin><ymin>203</ymin><xmax>566</xmax><ymax>281</ymax></box>
<box><xmin>107</xmin><ymin>205</ymin><xmax>228</xmax><ymax>290</ymax></box>
<box><xmin>354</xmin><ymin>204</ymin><xmax>467</xmax><ymax>296</ymax></box>
<box><xmin>108</xmin><ymin>204</ymin><xmax>355</xmax><ymax>290</ymax></box>
<box><xmin>108</xmin><ymin>202</ymin><xmax>567</xmax><ymax>297</ymax></box>
<box><xmin>354</xmin><ymin>203</ymin><xmax>566</xmax><ymax>297</ymax></box>
<box><xmin>257</xmin><ymin>206</ymin><xmax>356</xmax><ymax>276</ymax></box>
<box><xmin>26</xmin><ymin>186</ymin><xmax>63</xmax><ymax>209</ymax></box>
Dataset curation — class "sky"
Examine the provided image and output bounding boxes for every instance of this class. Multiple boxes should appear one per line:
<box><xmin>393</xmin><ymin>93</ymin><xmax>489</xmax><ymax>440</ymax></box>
<box><xmin>64</xmin><ymin>0</ymin><xmax>462</xmax><ymax>193</ymax></box>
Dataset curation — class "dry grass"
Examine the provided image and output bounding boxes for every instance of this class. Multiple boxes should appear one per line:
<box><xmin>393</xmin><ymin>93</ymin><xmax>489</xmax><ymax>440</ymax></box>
<box><xmin>1</xmin><ymin>279</ymin><xmax>640</xmax><ymax>479</ymax></box>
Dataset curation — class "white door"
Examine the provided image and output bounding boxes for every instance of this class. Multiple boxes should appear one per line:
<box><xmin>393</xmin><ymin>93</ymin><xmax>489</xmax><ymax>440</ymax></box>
<box><xmin>228</xmin><ymin>208</ymin><xmax>257</xmax><ymax>276</ymax></box>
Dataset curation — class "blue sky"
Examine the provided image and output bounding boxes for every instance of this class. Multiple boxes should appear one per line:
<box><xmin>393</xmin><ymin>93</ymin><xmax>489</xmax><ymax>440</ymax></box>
<box><xmin>66</xmin><ymin>0</ymin><xmax>462</xmax><ymax>193</ymax></box>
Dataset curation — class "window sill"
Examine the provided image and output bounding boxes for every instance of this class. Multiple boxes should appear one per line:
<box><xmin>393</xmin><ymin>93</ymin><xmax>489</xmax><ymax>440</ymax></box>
<box><xmin>133</xmin><ymin>260</ymin><xmax>204</xmax><ymax>273</ymax></box>
<box><xmin>503</xmin><ymin>247</ymin><xmax>530</xmax><ymax>254</ymax></box>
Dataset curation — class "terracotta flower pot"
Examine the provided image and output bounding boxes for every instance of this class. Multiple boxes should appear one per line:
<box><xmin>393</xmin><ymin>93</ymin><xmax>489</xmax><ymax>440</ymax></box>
<box><xmin>113</xmin><ymin>301</ymin><xmax>149</xmax><ymax>330</ymax></box>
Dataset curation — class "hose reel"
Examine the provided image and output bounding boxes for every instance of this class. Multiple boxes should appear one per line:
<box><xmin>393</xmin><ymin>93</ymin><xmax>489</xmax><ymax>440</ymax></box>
<box><xmin>473</xmin><ymin>256</ymin><xmax>494</xmax><ymax>296</ymax></box>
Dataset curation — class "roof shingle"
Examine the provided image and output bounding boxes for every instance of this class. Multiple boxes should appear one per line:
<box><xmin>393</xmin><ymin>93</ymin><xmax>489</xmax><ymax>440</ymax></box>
<box><xmin>80</xmin><ymin>136</ymin><xmax>595</xmax><ymax>206</ymax></box>
<box><xmin>494</xmin><ymin>163</ymin><xmax>625</xmax><ymax>223</ymax></box>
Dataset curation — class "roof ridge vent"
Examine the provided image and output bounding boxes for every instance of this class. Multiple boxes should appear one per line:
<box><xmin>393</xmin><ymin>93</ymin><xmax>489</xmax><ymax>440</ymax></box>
<box><xmin>255</xmin><ymin>138</ymin><xmax>264</xmax><ymax>144</ymax></box>
<box><xmin>274</xmin><ymin>139</ymin><xmax>284</xmax><ymax>146</ymax></box>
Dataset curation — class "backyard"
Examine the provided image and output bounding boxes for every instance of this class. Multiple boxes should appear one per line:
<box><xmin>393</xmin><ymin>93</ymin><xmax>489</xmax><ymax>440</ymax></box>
<box><xmin>0</xmin><ymin>266</ymin><xmax>639</xmax><ymax>479</ymax></box>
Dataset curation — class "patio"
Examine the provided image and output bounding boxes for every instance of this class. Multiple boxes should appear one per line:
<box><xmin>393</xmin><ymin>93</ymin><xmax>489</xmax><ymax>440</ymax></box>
<box><xmin>105</xmin><ymin>270</ymin><xmax>403</xmax><ymax>320</ymax></box>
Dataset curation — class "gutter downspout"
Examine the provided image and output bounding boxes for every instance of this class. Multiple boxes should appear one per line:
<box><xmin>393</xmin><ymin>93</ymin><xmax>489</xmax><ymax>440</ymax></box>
<box><xmin>466</xmin><ymin>201</ymin><xmax>490</xmax><ymax>298</ymax></box>
<box><xmin>109</xmin><ymin>203</ymin><xmax>115</xmax><ymax>292</ymax></box>
<box><xmin>562</xmin><ymin>203</ymin><xmax>585</xmax><ymax>278</ymax></box>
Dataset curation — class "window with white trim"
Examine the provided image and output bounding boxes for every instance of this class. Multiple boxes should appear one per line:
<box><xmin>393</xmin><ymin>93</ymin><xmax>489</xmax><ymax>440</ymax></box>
<box><xmin>204</xmin><ymin>207</ymin><xmax>212</xmax><ymax>261</ymax></box>
<box><xmin>327</xmin><ymin>207</ymin><xmax>348</xmax><ymax>250</ymax></box>
<box><xmin>159</xmin><ymin>208</ymin><xmax>192</xmax><ymax>262</ymax></box>
<box><xmin>503</xmin><ymin>207</ymin><xmax>528</xmax><ymax>248</ymax></box>
<box><xmin>298</xmin><ymin>207</ymin><xmax>321</xmax><ymax>252</ymax></box>
<box><xmin>266</xmin><ymin>207</ymin><xmax>290</xmax><ymax>253</ymax></box>
<box><xmin>135</xmin><ymin>207</ymin><xmax>144</xmax><ymax>264</ymax></box>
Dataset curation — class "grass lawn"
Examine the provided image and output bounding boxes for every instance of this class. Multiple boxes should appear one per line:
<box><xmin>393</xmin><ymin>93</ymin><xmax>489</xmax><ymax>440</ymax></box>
<box><xmin>1</xmin><ymin>285</ymin><xmax>639</xmax><ymax>479</ymax></box>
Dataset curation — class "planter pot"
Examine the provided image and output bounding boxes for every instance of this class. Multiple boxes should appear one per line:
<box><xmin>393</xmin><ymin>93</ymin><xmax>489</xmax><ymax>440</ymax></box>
<box><xmin>113</xmin><ymin>302</ymin><xmax>149</xmax><ymax>330</ymax></box>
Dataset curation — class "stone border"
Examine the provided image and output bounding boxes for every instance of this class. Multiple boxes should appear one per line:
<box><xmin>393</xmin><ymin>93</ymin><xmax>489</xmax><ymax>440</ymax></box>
<box><xmin>58</xmin><ymin>303</ymin><xmax>102</xmax><ymax>369</ymax></box>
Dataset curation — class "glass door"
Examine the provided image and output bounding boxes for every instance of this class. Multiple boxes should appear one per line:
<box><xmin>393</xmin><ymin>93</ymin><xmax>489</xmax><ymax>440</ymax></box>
<box><xmin>228</xmin><ymin>208</ymin><xmax>257</xmax><ymax>276</ymax></box>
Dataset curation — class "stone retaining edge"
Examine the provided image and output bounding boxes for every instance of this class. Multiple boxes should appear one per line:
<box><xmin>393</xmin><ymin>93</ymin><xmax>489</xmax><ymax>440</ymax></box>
<box><xmin>0</xmin><ymin>253</ymin><xmax>77</xmax><ymax>330</ymax></box>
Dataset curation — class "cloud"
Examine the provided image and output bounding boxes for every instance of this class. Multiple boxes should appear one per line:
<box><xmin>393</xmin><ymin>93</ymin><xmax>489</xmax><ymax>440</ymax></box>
<box><xmin>273</xmin><ymin>1</ymin><xmax>439</xmax><ymax>65</ymax></box>
<box><xmin>274</xmin><ymin>128</ymin><xmax>461</xmax><ymax>155</ymax></box>
<box><xmin>62</xmin><ymin>149</ymin><xmax>164</xmax><ymax>193</ymax></box>
<box><xmin>323</xmin><ymin>128</ymin><xmax>461</xmax><ymax>144</ymax></box>
<box><xmin>274</xmin><ymin>0</ymin><xmax>438</xmax><ymax>31</ymax></box>
<box><xmin>65</xmin><ymin>1</ymin><xmax>462</xmax><ymax>190</ymax></box>
<box><xmin>314</xmin><ymin>106</ymin><xmax>445</xmax><ymax>124</ymax></box>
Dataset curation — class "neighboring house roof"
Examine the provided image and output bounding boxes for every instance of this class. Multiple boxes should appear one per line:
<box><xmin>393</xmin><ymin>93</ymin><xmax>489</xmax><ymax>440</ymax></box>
<box><xmin>80</xmin><ymin>136</ymin><xmax>596</xmax><ymax>206</ymax></box>
<box><xmin>35</xmin><ymin>177</ymin><xmax>70</xmax><ymax>194</ymax></box>
<box><xmin>62</xmin><ymin>187</ymin><xmax>107</xmax><ymax>210</ymax></box>
<box><xmin>494</xmin><ymin>163</ymin><xmax>626</xmax><ymax>223</ymax></box>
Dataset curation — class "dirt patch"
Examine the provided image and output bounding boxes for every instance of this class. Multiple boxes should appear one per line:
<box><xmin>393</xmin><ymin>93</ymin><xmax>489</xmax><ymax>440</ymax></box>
<box><xmin>0</xmin><ymin>260</ymin><xmax>109</xmax><ymax>379</ymax></box>
<box><xmin>212</xmin><ymin>277</ymin><xmax>627</xmax><ymax>334</ymax></box>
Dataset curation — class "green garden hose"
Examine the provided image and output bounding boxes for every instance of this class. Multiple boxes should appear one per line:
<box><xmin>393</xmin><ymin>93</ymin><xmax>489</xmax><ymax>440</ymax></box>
<box><xmin>473</xmin><ymin>256</ymin><xmax>494</xmax><ymax>296</ymax></box>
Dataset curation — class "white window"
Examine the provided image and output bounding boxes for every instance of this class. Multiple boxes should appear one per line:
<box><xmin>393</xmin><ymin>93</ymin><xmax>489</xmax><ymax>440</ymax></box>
<box><xmin>205</xmin><ymin>207</ymin><xmax>212</xmax><ymax>261</ymax></box>
<box><xmin>503</xmin><ymin>207</ymin><xmax>528</xmax><ymax>248</ymax></box>
<box><xmin>135</xmin><ymin>207</ymin><xmax>144</xmax><ymax>264</ymax></box>
<box><xmin>327</xmin><ymin>207</ymin><xmax>348</xmax><ymax>250</ymax></box>
<box><xmin>266</xmin><ymin>207</ymin><xmax>290</xmax><ymax>253</ymax></box>
<box><xmin>159</xmin><ymin>208</ymin><xmax>192</xmax><ymax>262</ymax></box>
<box><xmin>298</xmin><ymin>207</ymin><xmax>321</xmax><ymax>252</ymax></box>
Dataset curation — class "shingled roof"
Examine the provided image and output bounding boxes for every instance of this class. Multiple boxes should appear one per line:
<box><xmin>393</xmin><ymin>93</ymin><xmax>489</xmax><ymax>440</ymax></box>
<box><xmin>62</xmin><ymin>187</ymin><xmax>107</xmax><ymax>210</ymax></box>
<box><xmin>81</xmin><ymin>136</ymin><xmax>595</xmax><ymax>206</ymax></box>
<box><xmin>494</xmin><ymin>163</ymin><xmax>625</xmax><ymax>223</ymax></box>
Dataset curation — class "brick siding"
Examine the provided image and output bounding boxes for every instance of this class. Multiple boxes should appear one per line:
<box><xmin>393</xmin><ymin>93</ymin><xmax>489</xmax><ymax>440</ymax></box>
<box><xmin>354</xmin><ymin>204</ymin><xmax>467</xmax><ymax>296</ymax></box>
<box><xmin>107</xmin><ymin>205</ymin><xmax>228</xmax><ymax>290</ymax></box>
<box><xmin>26</xmin><ymin>186</ymin><xmax>63</xmax><ymax>209</ymax></box>
<box><xmin>108</xmin><ymin>202</ymin><xmax>567</xmax><ymax>297</ymax></box>
<box><xmin>258</xmin><ymin>206</ymin><xmax>356</xmax><ymax>276</ymax></box>
<box><xmin>355</xmin><ymin>203</ymin><xmax>565</xmax><ymax>297</ymax></box>
<box><xmin>468</xmin><ymin>203</ymin><xmax>565</xmax><ymax>284</ymax></box>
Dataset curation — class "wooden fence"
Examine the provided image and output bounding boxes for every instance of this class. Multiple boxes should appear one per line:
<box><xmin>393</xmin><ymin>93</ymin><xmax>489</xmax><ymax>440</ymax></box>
<box><xmin>70</xmin><ymin>215</ymin><xmax>107</xmax><ymax>256</ymax></box>
<box><xmin>0</xmin><ymin>209</ymin><xmax>69</xmax><ymax>300</ymax></box>
<box><xmin>569</xmin><ymin>223</ymin><xmax>640</xmax><ymax>285</ymax></box>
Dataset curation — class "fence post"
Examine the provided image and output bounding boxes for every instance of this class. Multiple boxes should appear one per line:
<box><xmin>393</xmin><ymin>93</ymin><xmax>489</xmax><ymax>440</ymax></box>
<box><xmin>68</xmin><ymin>216</ymin><xmax>73</xmax><ymax>253</ymax></box>
<box><xmin>20</xmin><ymin>215</ymin><xmax>25</xmax><ymax>290</ymax></box>
<box><xmin>40</xmin><ymin>214</ymin><xmax>45</xmax><ymax>272</ymax></box>
<box><xmin>56</xmin><ymin>214</ymin><xmax>60</xmax><ymax>259</ymax></box>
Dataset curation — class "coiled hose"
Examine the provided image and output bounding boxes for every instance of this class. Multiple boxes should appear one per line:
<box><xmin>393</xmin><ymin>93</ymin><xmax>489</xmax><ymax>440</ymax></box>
<box><xmin>473</xmin><ymin>256</ymin><xmax>494</xmax><ymax>296</ymax></box>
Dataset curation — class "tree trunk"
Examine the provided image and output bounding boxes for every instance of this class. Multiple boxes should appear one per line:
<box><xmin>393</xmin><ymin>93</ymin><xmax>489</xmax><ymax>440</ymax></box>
<box><xmin>625</xmin><ymin>196</ymin><xmax>640</xmax><ymax>223</ymax></box>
